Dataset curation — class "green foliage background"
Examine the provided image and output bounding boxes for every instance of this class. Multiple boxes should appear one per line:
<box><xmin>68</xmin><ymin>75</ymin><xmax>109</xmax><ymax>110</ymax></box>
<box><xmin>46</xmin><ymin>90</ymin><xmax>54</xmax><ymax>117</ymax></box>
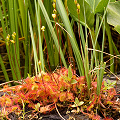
<box><xmin>0</xmin><ymin>0</ymin><xmax>120</xmax><ymax>95</ymax></box>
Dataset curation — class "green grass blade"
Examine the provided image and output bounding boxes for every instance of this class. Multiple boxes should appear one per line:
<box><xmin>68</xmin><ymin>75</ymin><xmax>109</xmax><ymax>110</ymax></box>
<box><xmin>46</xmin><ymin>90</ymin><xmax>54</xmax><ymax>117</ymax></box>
<box><xmin>90</xmin><ymin>0</ymin><xmax>109</xmax><ymax>68</ymax></box>
<box><xmin>1</xmin><ymin>0</ymin><xmax>9</xmax><ymax>33</ymax></box>
<box><xmin>28</xmin><ymin>11</ymin><xmax>40</xmax><ymax>75</ymax></box>
<box><xmin>0</xmin><ymin>4</ymin><xmax>7</xmax><ymax>37</ymax></box>
<box><xmin>0</xmin><ymin>55</ymin><xmax>9</xmax><ymax>82</ymax></box>
<box><xmin>7</xmin><ymin>0</ymin><xmax>18</xmax><ymax>80</ymax></box>
<box><xmin>14</xmin><ymin>0</ymin><xmax>21</xmax><ymax>79</ymax></box>
<box><xmin>34</xmin><ymin>0</ymin><xmax>44</xmax><ymax>71</ymax></box>
<box><xmin>105</xmin><ymin>22</ymin><xmax>114</xmax><ymax>72</ymax></box>
<box><xmin>24</xmin><ymin>0</ymin><xmax>29</xmax><ymax>78</ymax></box>
<box><xmin>56</xmin><ymin>0</ymin><xmax>84</xmax><ymax>75</ymax></box>
<box><xmin>0</xmin><ymin>2</ymin><xmax>17</xmax><ymax>80</ymax></box>
<box><xmin>38</xmin><ymin>0</ymin><xmax>67</xmax><ymax>68</ymax></box>
<box><xmin>83</xmin><ymin>0</ymin><xmax>91</xmax><ymax>91</ymax></box>
<box><xmin>101</xmin><ymin>10</ymin><xmax>105</xmax><ymax>62</ymax></box>
<box><xmin>112</xmin><ymin>40</ymin><xmax>120</xmax><ymax>60</ymax></box>
<box><xmin>18</xmin><ymin>0</ymin><xmax>26</xmax><ymax>36</ymax></box>
<box><xmin>84</xmin><ymin>45</ymin><xmax>91</xmax><ymax>91</ymax></box>
<box><xmin>97</xmin><ymin>62</ymin><xmax>106</xmax><ymax>95</ymax></box>
<box><xmin>44</xmin><ymin>28</ymin><xmax>55</xmax><ymax>67</ymax></box>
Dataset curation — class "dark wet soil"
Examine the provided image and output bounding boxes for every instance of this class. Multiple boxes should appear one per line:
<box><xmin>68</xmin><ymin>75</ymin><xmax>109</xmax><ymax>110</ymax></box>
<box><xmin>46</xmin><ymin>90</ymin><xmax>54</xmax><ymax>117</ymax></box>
<box><xmin>7</xmin><ymin>111</ymin><xmax>90</xmax><ymax>120</ymax></box>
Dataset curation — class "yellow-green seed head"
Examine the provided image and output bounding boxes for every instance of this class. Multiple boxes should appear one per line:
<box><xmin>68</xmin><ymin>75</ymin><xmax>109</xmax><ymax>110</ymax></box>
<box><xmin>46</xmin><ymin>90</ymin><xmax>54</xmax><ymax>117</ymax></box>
<box><xmin>52</xmin><ymin>14</ymin><xmax>56</xmax><ymax>19</ymax></box>
<box><xmin>41</xmin><ymin>26</ymin><xmax>45</xmax><ymax>31</ymax></box>
<box><xmin>53</xmin><ymin>9</ymin><xmax>57</xmax><ymax>14</ymax></box>
<box><xmin>8</xmin><ymin>34</ymin><xmax>10</xmax><ymax>38</ymax></box>
<box><xmin>53</xmin><ymin>2</ymin><xmax>56</xmax><ymax>8</ymax></box>
<box><xmin>38</xmin><ymin>60</ymin><xmax>41</xmax><ymax>66</ymax></box>
<box><xmin>74</xmin><ymin>0</ymin><xmax>77</xmax><ymax>4</ymax></box>
<box><xmin>10</xmin><ymin>40</ymin><xmax>15</xmax><ymax>44</ymax></box>
<box><xmin>77</xmin><ymin>9</ymin><xmax>80</xmax><ymax>14</ymax></box>
<box><xmin>12</xmin><ymin>34</ymin><xmax>15</xmax><ymax>39</ymax></box>
<box><xmin>77</xmin><ymin>3</ymin><xmax>80</xmax><ymax>10</ymax></box>
<box><xmin>13</xmin><ymin>32</ymin><xmax>16</xmax><ymax>36</ymax></box>
<box><xmin>6</xmin><ymin>36</ymin><xmax>10</xmax><ymax>41</ymax></box>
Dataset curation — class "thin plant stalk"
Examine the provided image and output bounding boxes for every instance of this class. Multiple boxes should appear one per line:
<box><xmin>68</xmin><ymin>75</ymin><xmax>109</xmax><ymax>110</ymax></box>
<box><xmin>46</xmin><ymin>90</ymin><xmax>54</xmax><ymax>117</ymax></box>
<box><xmin>56</xmin><ymin>0</ymin><xmax>84</xmax><ymax>76</ymax></box>
<box><xmin>34</xmin><ymin>0</ymin><xmax>44</xmax><ymax>71</ymax></box>
<box><xmin>0</xmin><ymin>55</ymin><xmax>9</xmax><ymax>82</ymax></box>
<box><xmin>83</xmin><ymin>0</ymin><xmax>91</xmax><ymax>91</ymax></box>
<box><xmin>28</xmin><ymin>11</ymin><xmax>40</xmax><ymax>75</ymax></box>
<box><xmin>38</xmin><ymin>0</ymin><xmax>67</xmax><ymax>68</ymax></box>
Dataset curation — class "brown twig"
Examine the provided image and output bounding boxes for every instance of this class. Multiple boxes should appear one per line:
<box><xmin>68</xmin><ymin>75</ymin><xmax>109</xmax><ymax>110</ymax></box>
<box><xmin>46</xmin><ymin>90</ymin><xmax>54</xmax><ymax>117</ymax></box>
<box><xmin>106</xmin><ymin>67</ymin><xmax>120</xmax><ymax>81</ymax></box>
<box><xmin>0</xmin><ymin>80</ymin><xmax>22</xmax><ymax>86</ymax></box>
<box><xmin>29</xmin><ymin>111</ymin><xmax>39</xmax><ymax>120</ymax></box>
<box><xmin>87</xmin><ymin>48</ymin><xmax>120</xmax><ymax>60</ymax></box>
<box><xmin>55</xmin><ymin>103</ymin><xmax>66</xmax><ymax>120</ymax></box>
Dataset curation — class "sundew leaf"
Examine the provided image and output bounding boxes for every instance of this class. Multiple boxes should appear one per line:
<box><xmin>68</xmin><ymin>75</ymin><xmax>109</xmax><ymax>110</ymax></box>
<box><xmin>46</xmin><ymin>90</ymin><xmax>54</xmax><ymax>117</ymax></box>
<box><xmin>68</xmin><ymin>65</ymin><xmax>72</xmax><ymax>79</ymax></box>
<box><xmin>59</xmin><ymin>92</ymin><xmax>66</xmax><ymax>102</ymax></box>
<box><xmin>31</xmin><ymin>83</ymin><xmax>38</xmax><ymax>90</ymax></box>
<box><xmin>60</xmin><ymin>86</ymin><xmax>64</xmax><ymax>92</ymax></box>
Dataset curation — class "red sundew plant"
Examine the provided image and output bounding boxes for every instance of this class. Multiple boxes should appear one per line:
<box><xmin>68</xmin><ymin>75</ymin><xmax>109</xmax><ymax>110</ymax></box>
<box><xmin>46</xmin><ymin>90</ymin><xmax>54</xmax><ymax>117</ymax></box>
<box><xmin>0</xmin><ymin>67</ymin><xmax>119</xmax><ymax>119</ymax></box>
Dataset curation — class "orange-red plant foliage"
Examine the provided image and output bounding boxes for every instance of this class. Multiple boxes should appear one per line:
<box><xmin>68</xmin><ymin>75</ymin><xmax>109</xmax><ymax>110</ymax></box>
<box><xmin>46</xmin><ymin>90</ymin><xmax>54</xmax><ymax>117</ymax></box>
<box><xmin>0</xmin><ymin>67</ymin><xmax>119</xmax><ymax>119</ymax></box>
<box><xmin>0</xmin><ymin>68</ymin><xmax>86</xmax><ymax>116</ymax></box>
